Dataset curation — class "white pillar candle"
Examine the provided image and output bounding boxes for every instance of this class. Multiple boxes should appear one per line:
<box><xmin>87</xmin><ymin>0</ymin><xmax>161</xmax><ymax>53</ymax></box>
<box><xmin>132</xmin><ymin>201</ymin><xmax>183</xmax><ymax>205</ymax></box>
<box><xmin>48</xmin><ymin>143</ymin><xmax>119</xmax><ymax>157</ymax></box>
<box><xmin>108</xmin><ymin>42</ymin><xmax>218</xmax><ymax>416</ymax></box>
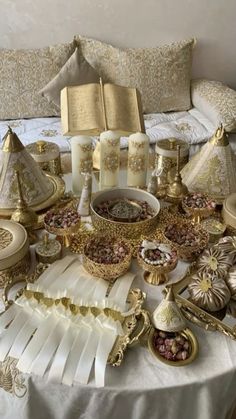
<box><xmin>71</xmin><ymin>136</ymin><xmax>93</xmax><ymax>196</ymax></box>
<box><xmin>127</xmin><ymin>133</ymin><xmax>149</xmax><ymax>187</ymax></box>
<box><xmin>99</xmin><ymin>131</ymin><xmax>120</xmax><ymax>189</ymax></box>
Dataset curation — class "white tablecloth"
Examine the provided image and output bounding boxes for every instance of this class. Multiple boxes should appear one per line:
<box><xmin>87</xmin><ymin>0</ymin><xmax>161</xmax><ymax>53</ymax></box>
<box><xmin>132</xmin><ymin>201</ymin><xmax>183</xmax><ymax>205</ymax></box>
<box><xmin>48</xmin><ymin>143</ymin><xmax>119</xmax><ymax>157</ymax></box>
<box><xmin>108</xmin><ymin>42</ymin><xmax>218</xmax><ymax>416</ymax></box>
<box><xmin>1</xmin><ymin>174</ymin><xmax>236</xmax><ymax>419</ymax></box>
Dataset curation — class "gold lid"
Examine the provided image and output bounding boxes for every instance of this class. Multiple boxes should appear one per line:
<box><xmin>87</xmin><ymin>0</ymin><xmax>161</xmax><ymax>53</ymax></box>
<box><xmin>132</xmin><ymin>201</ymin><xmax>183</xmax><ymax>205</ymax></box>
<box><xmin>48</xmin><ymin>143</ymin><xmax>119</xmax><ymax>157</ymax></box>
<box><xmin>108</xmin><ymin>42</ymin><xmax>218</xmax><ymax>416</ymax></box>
<box><xmin>152</xmin><ymin>286</ymin><xmax>186</xmax><ymax>332</ymax></box>
<box><xmin>155</xmin><ymin>138</ymin><xmax>189</xmax><ymax>158</ymax></box>
<box><xmin>2</xmin><ymin>126</ymin><xmax>24</xmax><ymax>153</ymax></box>
<box><xmin>0</xmin><ymin>220</ymin><xmax>29</xmax><ymax>270</ymax></box>
<box><xmin>209</xmin><ymin>125</ymin><xmax>229</xmax><ymax>147</ymax></box>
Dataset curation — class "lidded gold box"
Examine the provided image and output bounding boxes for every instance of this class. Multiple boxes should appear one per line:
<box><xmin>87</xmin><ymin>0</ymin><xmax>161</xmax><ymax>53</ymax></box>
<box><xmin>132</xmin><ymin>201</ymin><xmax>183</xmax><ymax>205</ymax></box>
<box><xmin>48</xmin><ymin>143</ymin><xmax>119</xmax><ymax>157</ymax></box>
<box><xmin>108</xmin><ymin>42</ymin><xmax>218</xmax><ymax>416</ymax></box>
<box><xmin>0</xmin><ymin>220</ymin><xmax>30</xmax><ymax>287</ymax></box>
<box><xmin>155</xmin><ymin>138</ymin><xmax>189</xmax><ymax>184</ymax></box>
<box><xmin>26</xmin><ymin>140</ymin><xmax>62</xmax><ymax>175</ymax></box>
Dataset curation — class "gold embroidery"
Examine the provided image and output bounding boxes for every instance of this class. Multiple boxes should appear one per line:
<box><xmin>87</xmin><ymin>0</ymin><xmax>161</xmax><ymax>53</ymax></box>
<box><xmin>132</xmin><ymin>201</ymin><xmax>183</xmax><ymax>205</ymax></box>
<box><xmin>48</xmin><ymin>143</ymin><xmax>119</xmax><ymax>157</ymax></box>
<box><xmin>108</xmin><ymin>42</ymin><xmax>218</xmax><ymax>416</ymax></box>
<box><xmin>103</xmin><ymin>153</ymin><xmax>119</xmax><ymax>172</ymax></box>
<box><xmin>0</xmin><ymin>357</ymin><xmax>27</xmax><ymax>398</ymax></box>
<box><xmin>128</xmin><ymin>154</ymin><xmax>145</xmax><ymax>173</ymax></box>
<box><xmin>41</xmin><ymin>129</ymin><xmax>58</xmax><ymax>137</ymax></box>
<box><xmin>78</xmin><ymin>144</ymin><xmax>93</xmax><ymax>153</ymax></box>
<box><xmin>159</xmin><ymin>306</ymin><xmax>182</xmax><ymax>326</ymax></box>
<box><xmin>79</xmin><ymin>157</ymin><xmax>93</xmax><ymax>173</ymax></box>
<box><xmin>0</xmin><ymin>228</ymin><xmax>13</xmax><ymax>250</ymax></box>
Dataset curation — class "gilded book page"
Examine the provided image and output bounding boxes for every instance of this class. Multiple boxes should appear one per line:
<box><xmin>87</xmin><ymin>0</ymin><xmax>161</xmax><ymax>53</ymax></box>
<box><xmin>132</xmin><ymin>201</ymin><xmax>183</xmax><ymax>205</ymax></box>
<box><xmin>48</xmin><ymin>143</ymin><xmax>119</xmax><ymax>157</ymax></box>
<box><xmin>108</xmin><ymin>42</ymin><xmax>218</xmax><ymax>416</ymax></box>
<box><xmin>67</xmin><ymin>84</ymin><xmax>103</xmax><ymax>133</ymax></box>
<box><xmin>104</xmin><ymin>84</ymin><xmax>144</xmax><ymax>134</ymax></box>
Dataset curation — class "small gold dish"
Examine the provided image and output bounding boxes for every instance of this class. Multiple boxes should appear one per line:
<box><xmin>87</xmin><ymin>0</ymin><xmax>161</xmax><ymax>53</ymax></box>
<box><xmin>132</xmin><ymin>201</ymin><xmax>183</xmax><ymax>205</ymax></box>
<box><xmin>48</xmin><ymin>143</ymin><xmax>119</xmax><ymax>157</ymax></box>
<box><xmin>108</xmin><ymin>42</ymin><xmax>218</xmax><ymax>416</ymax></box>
<box><xmin>163</xmin><ymin>220</ymin><xmax>209</xmax><ymax>262</ymax></box>
<box><xmin>182</xmin><ymin>193</ymin><xmax>216</xmax><ymax>224</ymax></box>
<box><xmin>148</xmin><ymin>328</ymin><xmax>198</xmax><ymax>366</ymax></box>
<box><xmin>82</xmin><ymin>234</ymin><xmax>132</xmax><ymax>281</ymax></box>
<box><xmin>137</xmin><ymin>243</ymin><xmax>178</xmax><ymax>286</ymax></box>
<box><xmin>44</xmin><ymin>208</ymin><xmax>81</xmax><ymax>248</ymax></box>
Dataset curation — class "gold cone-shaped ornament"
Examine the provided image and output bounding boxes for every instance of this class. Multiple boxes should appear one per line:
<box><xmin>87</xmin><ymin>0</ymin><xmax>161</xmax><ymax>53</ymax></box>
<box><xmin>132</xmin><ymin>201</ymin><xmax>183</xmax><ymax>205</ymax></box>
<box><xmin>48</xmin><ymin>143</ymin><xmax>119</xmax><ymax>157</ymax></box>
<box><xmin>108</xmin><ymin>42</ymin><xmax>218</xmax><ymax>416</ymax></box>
<box><xmin>0</xmin><ymin>127</ymin><xmax>56</xmax><ymax>212</ymax></box>
<box><xmin>152</xmin><ymin>287</ymin><xmax>186</xmax><ymax>332</ymax></box>
<box><xmin>181</xmin><ymin>125</ymin><xmax>236</xmax><ymax>203</ymax></box>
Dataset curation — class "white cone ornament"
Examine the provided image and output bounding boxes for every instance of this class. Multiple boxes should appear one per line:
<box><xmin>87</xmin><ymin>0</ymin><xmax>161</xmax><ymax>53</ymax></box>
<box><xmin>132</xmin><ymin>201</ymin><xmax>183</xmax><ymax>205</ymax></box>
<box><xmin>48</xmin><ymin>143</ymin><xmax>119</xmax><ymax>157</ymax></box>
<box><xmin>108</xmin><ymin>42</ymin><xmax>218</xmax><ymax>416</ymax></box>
<box><xmin>152</xmin><ymin>287</ymin><xmax>186</xmax><ymax>332</ymax></box>
<box><xmin>181</xmin><ymin>125</ymin><xmax>236</xmax><ymax>203</ymax></box>
<box><xmin>0</xmin><ymin>127</ymin><xmax>54</xmax><ymax>209</ymax></box>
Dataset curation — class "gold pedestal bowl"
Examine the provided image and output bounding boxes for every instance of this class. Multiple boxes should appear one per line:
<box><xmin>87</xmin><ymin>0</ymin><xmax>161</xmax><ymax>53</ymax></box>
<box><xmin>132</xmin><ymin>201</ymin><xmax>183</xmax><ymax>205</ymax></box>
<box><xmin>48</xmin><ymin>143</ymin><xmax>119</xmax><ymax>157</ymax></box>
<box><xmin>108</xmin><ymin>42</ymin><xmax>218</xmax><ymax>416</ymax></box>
<box><xmin>137</xmin><ymin>247</ymin><xmax>178</xmax><ymax>286</ymax></box>
<box><xmin>44</xmin><ymin>209</ymin><xmax>81</xmax><ymax>248</ymax></box>
<box><xmin>182</xmin><ymin>193</ymin><xmax>216</xmax><ymax>224</ymax></box>
<box><xmin>82</xmin><ymin>234</ymin><xmax>132</xmax><ymax>281</ymax></box>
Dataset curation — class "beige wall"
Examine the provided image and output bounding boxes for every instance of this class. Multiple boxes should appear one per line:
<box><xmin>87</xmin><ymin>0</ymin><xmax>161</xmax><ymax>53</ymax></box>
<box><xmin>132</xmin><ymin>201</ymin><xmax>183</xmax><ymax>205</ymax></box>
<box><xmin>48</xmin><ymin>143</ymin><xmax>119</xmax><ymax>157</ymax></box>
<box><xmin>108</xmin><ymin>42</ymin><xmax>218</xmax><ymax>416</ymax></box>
<box><xmin>1</xmin><ymin>0</ymin><xmax>236</xmax><ymax>88</ymax></box>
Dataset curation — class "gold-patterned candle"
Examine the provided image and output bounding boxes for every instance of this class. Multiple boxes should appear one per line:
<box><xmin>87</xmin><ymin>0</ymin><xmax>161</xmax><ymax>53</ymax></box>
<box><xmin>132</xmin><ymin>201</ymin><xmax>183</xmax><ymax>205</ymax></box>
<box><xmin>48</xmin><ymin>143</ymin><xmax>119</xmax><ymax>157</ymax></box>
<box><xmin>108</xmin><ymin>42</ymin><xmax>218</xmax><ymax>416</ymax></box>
<box><xmin>71</xmin><ymin>136</ymin><xmax>93</xmax><ymax>196</ymax></box>
<box><xmin>127</xmin><ymin>133</ymin><xmax>149</xmax><ymax>188</ymax></box>
<box><xmin>99</xmin><ymin>131</ymin><xmax>120</xmax><ymax>189</ymax></box>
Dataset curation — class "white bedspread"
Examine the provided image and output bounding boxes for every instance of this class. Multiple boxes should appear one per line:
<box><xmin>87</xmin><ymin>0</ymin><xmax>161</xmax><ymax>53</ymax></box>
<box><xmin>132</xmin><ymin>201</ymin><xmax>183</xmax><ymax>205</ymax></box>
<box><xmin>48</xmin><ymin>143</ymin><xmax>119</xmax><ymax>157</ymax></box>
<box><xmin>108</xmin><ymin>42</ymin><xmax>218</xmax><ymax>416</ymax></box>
<box><xmin>0</xmin><ymin>108</ymin><xmax>218</xmax><ymax>153</ymax></box>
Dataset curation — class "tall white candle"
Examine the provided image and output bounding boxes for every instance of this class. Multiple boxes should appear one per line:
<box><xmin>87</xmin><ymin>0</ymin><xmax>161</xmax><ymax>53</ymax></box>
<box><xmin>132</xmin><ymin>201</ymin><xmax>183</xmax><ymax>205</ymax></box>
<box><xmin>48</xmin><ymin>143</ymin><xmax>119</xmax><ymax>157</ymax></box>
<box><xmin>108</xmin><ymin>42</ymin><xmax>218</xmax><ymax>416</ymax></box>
<box><xmin>71</xmin><ymin>136</ymin><xmax>93</xmax><ymax>196</ymax></box>
<box><xmin>99</xmin><ymin>131</ymin><xmax>120</xmax><ymax>189</ymax></box>
<box><xmin>127</xmin><ymin>133</ymin><xmax>149</xmax><ymax>187</ymax></box>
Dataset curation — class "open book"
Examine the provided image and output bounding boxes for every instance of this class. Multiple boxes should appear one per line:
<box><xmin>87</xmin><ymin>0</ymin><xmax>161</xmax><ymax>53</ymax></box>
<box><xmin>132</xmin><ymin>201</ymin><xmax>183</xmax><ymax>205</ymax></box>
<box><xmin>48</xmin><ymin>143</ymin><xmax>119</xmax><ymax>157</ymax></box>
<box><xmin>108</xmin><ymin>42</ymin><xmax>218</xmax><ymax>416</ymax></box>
<box><xmin>61</xmin><ymin>82</ymin><xmax>145</xmax><ymax>136</ymax></box>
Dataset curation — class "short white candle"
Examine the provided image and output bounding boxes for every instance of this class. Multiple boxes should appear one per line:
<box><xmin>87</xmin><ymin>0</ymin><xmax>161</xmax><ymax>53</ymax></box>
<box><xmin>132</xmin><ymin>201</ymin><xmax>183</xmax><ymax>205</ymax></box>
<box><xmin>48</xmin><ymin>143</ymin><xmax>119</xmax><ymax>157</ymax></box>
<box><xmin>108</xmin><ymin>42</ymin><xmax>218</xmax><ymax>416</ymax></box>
<box><xmin>127</xmin><ymin>133</ymin><xmax>149</xmax><ymax>187</ymax></box>
<box><xmin>99</xmin><ymin>131</ymin><xmax>120</xmax><ymax>189</ymax></box>
<box><xmin>71</xmin><ymin>136</ymin><xmax>93</xmax><ymax>196</ymax></box>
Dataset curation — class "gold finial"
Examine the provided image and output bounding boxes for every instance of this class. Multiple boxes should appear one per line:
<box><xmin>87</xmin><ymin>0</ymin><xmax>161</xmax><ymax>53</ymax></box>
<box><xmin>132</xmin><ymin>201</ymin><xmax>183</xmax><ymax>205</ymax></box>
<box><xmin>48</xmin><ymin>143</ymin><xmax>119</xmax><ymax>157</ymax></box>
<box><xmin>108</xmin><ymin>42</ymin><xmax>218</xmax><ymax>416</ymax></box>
<box><xmin>210</xmin><ymin>124</ymin><xmax>229</xmax><ymax>146</ymax></box>
<box><xmin>11</xmin><ymin>170</ymin><xmax>38</xmax><ymax>227</ymax></box>
<box><xmin>36</xmin><ymin>140</ymin><xmax>47</xmax><ymax>153</ymax></box>
<box><xmin>2</xmin><ymin>127</ymin><xmax>24</xmax><ymax>153</ymax></box>
<box><xmin>168</xmin><ymin>138</ymin><xmax>177</xmax><ymax>150</ymax></box>
<box><xmin>43</xmin><ymin>233</ymin><xmax>49</xmax><ymax>247</ymax></box>
<box><xmin>166</xmin><ymin>145</ymin><xmax>188</xmax><ymax>202</ymax></box>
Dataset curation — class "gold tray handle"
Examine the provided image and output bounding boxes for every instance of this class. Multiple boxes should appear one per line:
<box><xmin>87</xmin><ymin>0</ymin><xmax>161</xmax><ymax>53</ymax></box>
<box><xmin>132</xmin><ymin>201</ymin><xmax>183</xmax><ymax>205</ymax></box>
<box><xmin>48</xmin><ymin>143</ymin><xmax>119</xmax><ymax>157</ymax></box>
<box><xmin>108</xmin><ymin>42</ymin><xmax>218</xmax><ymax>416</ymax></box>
<box><xmin>128</xmin><ymin>309</ymin><xmax>151</xmax><ymax>347</ymax></box>
<box><xmin>181</xmin><ymin>305</ymin><xmax>217</xmax><ymax>331</ymax></box>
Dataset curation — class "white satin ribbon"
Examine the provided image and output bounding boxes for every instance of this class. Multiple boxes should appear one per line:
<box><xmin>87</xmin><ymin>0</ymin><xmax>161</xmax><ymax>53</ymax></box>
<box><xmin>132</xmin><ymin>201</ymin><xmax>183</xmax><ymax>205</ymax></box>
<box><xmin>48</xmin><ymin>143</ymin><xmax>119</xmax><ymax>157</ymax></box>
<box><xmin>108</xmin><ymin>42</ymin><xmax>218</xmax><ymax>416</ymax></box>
<box><xmin>0</xmin><ymin>309</ymin><xmax>29</xmax><ymax>361</ymax></box>
<box><xmin>62</xmin><ymin>325</ymin><xmax>91</xmax><ymax>386</ymax></box>
<box><xmin>17</xmin><ymin>313</ymin><xmax>58</xmax><ymax>373</ymax></box>
<box><xmin>108</xmin><ymin>272</ymin><xmax>135</xmax><ymax>310</ymax></box>
<box><xmin>30</xmin><ymin>318</ymin><xmax>68</xmax><ymax>377</ymax></box>
<box><xmin>0</xmin><ymin>304</ymin><xmax>20</xmax><ymax>334</ymax></box>
<box><xmin>8</xmin><ymin>311</ymin><xmax>42</xmax><ymax>359</ymax></box>
<box><xmin>47</xmin><ymin>320</ymin><xmax>77</xmax><ymax>383</ymax></box>
<box><xmin>95</xmin><ymin>329</ymin><xmax>117</xmax><ymax>387</ymax></box>
<box><xmin>73</xmin><ymin>315</ymin><xmax>101</xmax><ymax>385</ymax></box>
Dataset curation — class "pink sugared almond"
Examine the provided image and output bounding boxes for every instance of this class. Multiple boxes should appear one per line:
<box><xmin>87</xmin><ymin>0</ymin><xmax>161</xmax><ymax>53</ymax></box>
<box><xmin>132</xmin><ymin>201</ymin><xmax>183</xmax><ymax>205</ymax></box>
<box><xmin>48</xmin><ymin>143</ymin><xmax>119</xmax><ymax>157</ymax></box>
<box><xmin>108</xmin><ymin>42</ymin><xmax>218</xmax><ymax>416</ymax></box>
<box><xmin>153</xmin><ymin>329</ymin><xmax>191</xmax><ymax>362</ymax></box>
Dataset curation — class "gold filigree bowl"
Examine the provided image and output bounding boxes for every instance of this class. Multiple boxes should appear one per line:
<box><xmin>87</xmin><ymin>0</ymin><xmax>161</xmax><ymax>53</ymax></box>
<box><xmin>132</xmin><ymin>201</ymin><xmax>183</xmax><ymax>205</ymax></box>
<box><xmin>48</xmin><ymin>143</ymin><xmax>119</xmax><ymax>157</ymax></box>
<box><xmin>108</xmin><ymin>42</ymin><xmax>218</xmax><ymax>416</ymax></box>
<box><xmin>44</xmin><ymin>208</ymin><xmax>81</xmax><ymax>248</ymax></box>
<box><xmin>90</xmin><ymin>188</ymin><xmax>160</xmax><ymax>239</ymax></box>
<box><xmin>82</xmin><ymin>234</ymin><xmax>132</xmax><ymax>281</ymax></box>
<box><xmin>182</xmin><ymin>193</ymin><xmax>216</xmax><ymax>224</ymax></box>
<box><xmin>148</xmin><ymin>327</ymin><xmax>198</xmax><ymax>366</ymax></box>
<box><xmin>137</xmin><ymin>245</ymin><xmax>178</xmax><ymax>286</ymax></box>
<box><xmin>163</xmin><ymin>221</ymin><xmax>209</xmax><ymax>262</ymax></box>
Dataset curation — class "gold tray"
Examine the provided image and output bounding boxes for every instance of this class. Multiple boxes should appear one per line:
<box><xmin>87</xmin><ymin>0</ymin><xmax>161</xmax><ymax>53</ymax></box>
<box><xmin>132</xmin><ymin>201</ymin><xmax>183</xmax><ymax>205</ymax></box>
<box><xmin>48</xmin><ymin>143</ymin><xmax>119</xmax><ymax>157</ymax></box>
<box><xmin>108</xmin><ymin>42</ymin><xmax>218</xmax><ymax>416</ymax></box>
<box><xmin>1</xmin><ymin>264</ymin><xmax>150</xmax><ymax>367</ymax></box>
<box><xmin>0</xmin><ymin>174</ymin><xmax>65</xmax><ymax>217</ymax></box>
<box><xmin>170</xmin><ymin>267</ymin><xmax>236</xmax><ymax>340</ymax></box>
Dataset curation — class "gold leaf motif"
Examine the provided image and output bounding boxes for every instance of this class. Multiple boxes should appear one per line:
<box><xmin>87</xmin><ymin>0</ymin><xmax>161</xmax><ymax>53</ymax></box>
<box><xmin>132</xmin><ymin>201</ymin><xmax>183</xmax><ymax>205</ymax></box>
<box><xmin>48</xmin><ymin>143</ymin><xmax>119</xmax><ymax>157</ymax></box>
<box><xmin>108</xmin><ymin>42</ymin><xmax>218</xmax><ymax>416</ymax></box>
<box><xmin>0</xmin><ymin>228</ymin><xmax>13</xmax><ymax>250</ymax></box>
<box><xmin>0</xmin><ymin>357</ymin><xmax>27</xmax><ymax>398</ymax></box>
<box><xmin>41</xmin><ymin>129</ymin><xmax>58</xmax><ymax>137</ymax></box>
<box><xmin>103</xmin><ymin>152</ymin><xmax>119</xmax><ymax>172</ymax></box>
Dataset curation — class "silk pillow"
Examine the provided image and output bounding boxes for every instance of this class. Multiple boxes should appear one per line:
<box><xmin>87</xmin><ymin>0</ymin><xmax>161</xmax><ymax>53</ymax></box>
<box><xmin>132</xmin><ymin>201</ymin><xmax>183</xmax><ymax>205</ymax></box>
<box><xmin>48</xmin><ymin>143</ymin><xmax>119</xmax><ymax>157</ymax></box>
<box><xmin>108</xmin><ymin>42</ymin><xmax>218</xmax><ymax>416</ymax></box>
<box><xmin>0</xmin><ymin>42</ymin><xmax>75</xmax><ymax>120</ymax></box>
<box><xmin>40</xmin><ymin>47</ymin><xmax>100</xmax><ymax>109</ymax></box>
<box><xmin>75</xmin><ymin>36</ymin><xmax>195</xmax><ymax>113</ymax></box>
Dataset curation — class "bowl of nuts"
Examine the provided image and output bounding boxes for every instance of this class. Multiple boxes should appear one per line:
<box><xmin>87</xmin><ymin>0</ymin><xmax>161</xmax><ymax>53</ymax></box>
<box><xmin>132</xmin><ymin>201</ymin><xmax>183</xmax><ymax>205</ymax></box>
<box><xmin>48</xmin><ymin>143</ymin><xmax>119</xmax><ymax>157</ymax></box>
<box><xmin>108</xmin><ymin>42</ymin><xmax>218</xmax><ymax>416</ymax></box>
<box><xmin>82</xmin><ymin>234</ymin><xmax>132</xmax><ymax>280</ymax></box>
<box><xmin>137</xmin><ymin>240</ymin><xmax>178</xmax><ymax>285</ymax></box>
<box><xmin>182</xmin><ymin>192</ymin><xmax>216</xmax><ymax>223</ymax></box>
<box><xmin>164</xmin><ymin>221</ymin><xmax>209</xmax><ymax>262</ymax></box>
<box><xmin>44</xmin><ymin>207</ymin><xmax>81</xmax><ymax>247</ymax></box>
<box><xmin>148</xmin><ymin>328</ymin><xmax>198</xmax><ymax>366</ymax></box>
<box><xmin>90</xmin><ymin>188</ymin><xmax>160</xmax><ymax>239</ymax></box>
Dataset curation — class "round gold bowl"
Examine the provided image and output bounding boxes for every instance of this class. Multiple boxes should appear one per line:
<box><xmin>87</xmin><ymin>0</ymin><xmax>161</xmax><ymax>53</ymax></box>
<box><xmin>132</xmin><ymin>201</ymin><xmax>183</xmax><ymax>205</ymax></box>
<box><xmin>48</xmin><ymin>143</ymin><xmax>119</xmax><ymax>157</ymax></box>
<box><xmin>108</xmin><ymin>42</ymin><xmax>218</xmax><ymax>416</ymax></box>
<box><xmin>163</xmin><ymin>220</ymin><xmax>209</xmax><ymax>262</ymax></box>
<box><xmin>137</xmin><ymin>244</ymin><xmax>178</xmax><ymax>286</ymax></box>
<box><xmin>82</xmin><ymin>234</ymin><xmax>132</xmax><ymax>281</ymax></box>
<box><xmin>148</xmin><ymin>327</ymin><xmax>198</xmax><ymax>366</ymax></box>
<box><xmin>182</xmin><ymin>193</ymin><xmax>216</xmax><ymax>224</ymax></box>
<box><xmin>90</xmin><ymin>188</ymin><xmax>160</xmax><ymax>239</ymax></box>
<box><xmin>44</xmin><ymin>208</ymin><xmax>81</xmax><ymax>248</ymax></box>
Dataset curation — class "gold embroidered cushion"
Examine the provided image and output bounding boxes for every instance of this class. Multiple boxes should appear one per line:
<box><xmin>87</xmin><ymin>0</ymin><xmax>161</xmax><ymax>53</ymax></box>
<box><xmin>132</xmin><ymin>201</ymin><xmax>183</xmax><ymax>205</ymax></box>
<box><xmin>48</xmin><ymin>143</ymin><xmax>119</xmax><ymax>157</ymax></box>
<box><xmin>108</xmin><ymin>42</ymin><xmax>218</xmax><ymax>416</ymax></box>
<box><xmin>0</xmin><ymin>42</ymin><xmax>75</xmax><ymax>120</ymax></box>
<box><xmin>191</xmin><ymin>79</ymin><xmax>236</xmax><ymax>132</ymax></box>
<box><xmin>40</xmin><ymin>47</ymin><xmax>100</xmax><ymax>108</ymax></box>
<box><xmin>75</xmin><ymin>36</ymin><xmax>195</xmax><ymax>113</ymax></box>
